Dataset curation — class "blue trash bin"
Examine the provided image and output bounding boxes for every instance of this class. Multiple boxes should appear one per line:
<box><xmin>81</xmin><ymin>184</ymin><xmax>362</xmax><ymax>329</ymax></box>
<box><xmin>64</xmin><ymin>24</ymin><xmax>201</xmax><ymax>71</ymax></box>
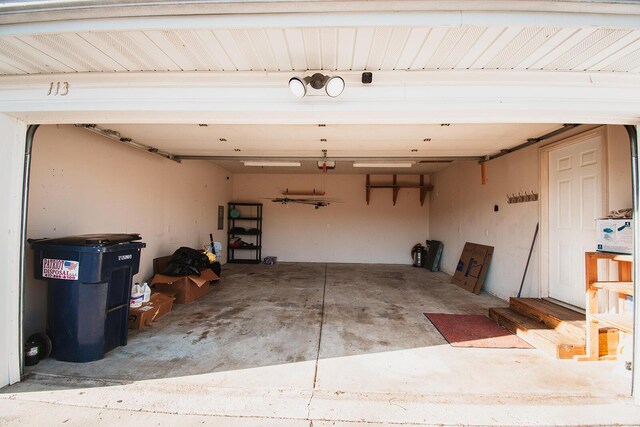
<box><xmin>30</xmin><ymin>234</ymin><xmax>146</xmax><ymax>363</ymax></box>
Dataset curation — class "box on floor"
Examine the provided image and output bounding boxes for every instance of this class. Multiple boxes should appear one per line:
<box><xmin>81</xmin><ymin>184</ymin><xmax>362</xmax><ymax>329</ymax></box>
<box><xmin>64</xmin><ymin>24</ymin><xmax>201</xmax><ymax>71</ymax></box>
<box><xmin>150</xmin><ymin>268</ymin><xmax>219</xmax><ymax>304</ymax></box>
<box><xmin>128</xmin><ymin>292</ymin><xmax>175</xmax><ymax>329</ymax></box>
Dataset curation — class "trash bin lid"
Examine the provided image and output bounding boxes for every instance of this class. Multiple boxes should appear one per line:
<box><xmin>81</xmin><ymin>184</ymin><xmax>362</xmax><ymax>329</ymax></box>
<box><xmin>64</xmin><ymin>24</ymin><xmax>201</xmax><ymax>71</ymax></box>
<box><xmin>29</xmin><ymin>233</ymin><xmax>142</xmax><ymax>247</ymax></box>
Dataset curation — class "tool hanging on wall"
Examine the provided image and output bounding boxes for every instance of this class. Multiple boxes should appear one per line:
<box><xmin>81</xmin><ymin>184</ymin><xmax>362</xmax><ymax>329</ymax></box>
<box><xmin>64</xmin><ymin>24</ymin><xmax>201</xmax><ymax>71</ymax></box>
<box><xmin>480</xmin><ymin>156</ymin><xmax>489</xmax><ymax>185</ymax></box>
<box><xmin>517</xmin><ymin>223</ymin><xmax>539</xmax><ymax>298</ymax></box>
<box><xmin>507</xmin><ymin>191</ymin><xmax>538</xmax><ymax>204</ymax></box>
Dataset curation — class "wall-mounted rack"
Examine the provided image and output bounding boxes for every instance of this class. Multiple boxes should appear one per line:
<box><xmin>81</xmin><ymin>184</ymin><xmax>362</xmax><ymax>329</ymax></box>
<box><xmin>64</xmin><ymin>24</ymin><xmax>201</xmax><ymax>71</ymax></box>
<box><xmin>507</xmin><ymin>191</ymin><xmax>538</xmax><ymax>204</ymax></box>
<box><xmin>366</xmin><ymin>174</ymin><xmax>433</xmax><ymax>206</ymax></box>
<box><xmin>282</xmin><ymin>188</ymin><xmax>326</xmax><ymax>196</ymax></box>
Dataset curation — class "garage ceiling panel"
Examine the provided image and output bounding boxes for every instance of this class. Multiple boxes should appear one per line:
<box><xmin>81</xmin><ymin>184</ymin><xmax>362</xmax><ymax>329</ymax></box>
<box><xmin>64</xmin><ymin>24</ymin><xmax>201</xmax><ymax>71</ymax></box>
<box><xmin>321</xmin><ymin>28</ymin><xmax>339</xmax><ymax>71</ymax></box>
<box><xmin>230</xmin><ymin>29</ymin><xmax>264</xmax><ymax>71</ymax></box>
<box><xmin>335</xmin><ymin>28</ymin><xmax>355</xmax><ymax>71</ymax></box>
<box><xmin>0</xmin><ymin>37</ymin><xmax>72</xmax><ymax>73</ymax></box>
<box><xmin>469</xmin><ymin>27</ymin><xmax>523</xmax><ymax>69</ymax></box>
<box><xmin>380</xmin><ymin>27</ymin><xmax>411</xmax><ymax>70</ymax></box>
<box><xmin>528</xmin><ymin>28</ymin><xmax>599</xmax><ymax>70</ymax></box>
<box><xmin>283</xmin><ymin>28</ymin><xmax>308</xmax><ymax>70</ymax></box>
<box><xmin>549</xmin><ymin>29</ymin><xmax>630</xmax><ymax>71</ymax></box>
<box><xmin>436</xmin><ymin>26</ymin><xmax>484</xmax><ymax>70</ymax></box>
<box><xmin>410</xmin><ymin>27</ymin><xmax>448</xmax><ymax>70</ymax></box>
<box><xmin>264</xmin><ymin>29</ymin><xmax>292</xmax><ymax>71</ymax></box>
<box><xmin>0</xmin><ymin>58</ymin><xmax>26</xmax><ymax>74</ymax></box>
<box><xmin>80</xmin><ymin>32</ymin><xmax>173</xmax><ymax>71</ymax></box>
<box><xmin>193</xmin><ymin>30</ymin><xmax>237</xmax><ymax>71</ymax></box>
<box><xmin>489</xmin><ymin>27</ymin><xmax>558</xmax><ymax>69</ymax></box>
<box><xmin>365</xmin><ymin>28</ymin><xmax>392</xmax><ymax>70</ymax></box>
<box><xmin>606</xmin><ymin>48</ymin><xmax>640</xmax><ymax>72</ymax></box>
<box><xmin>351</xmin><ymin>27</ymin><xmax>375</xmax><ymax>71</ymax></box>
<box><xmin>97</xmin><ymin>123</ymin><xmax>562</xmax><ymax>159</ymax></box>
<box><xmin>1</xmin><ymin>24</ymin><xmax>639</xmax><ymax>75</ymax></box>
<box><xmin>395</xmin><ymin>28</ymin><xmax>429</xmax><ymax>70</ymax></box>
<box><xmin>580</xmin><ymin>31</ymin><xmax>640</xmax><ymax>71</ymax></box>
<box><xmin>424</xmin><ymin>26</ymin><xmax>466</xmax><ymax>69</ymax></box>
<box><xmin>302</xmin><ymin>28</ymin><xmax>322</xmax><ymax>71</ymax></box>
<box><xmin>20</xmin><ymin>33</ymin><xmax>126</xmax><ymax>72</ymax></box>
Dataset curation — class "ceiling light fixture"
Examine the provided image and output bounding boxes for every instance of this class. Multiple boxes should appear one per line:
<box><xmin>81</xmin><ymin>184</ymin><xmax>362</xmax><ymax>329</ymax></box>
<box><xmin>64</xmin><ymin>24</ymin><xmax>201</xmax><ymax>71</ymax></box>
<box><xmin>353</xmin><ymin>162</ymin><xmax>414</xmax><ymax>168</ymax></box>
<box><xmin>243</xmin><ymin>161</ymin><xmax>301</xmax><ymax>167</ymax></box>
<box><xmin>289</xmin><ymin>73</ymin><xmax>345</xmax><ymax>98</ymax></box>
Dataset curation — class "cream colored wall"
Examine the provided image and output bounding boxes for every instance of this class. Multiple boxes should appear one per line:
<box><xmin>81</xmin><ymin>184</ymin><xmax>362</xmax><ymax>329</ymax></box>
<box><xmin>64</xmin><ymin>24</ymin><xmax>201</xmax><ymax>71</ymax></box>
<box><xmin>607</xmin><ymin>125</ymin><xmax>633</xmax><ymax>211</ymax></box>
<box><xmin>429</xmin><ymin>145</ymin><xmax>541</xmax><ymax>301</ymax></box>
<box><xmin>429</xmin><ymin>125</ymin><xmax>632</xmax><ymax>301</ymax></box>
<box><xmin>232</xmin><ymin>174</ymin><xmax>429</xmax><ymax>263</ymax></box>
<box><xmin>25</xmin><ymin>125</ymin><xmax>233</xmax><ymax>337</ymax></box>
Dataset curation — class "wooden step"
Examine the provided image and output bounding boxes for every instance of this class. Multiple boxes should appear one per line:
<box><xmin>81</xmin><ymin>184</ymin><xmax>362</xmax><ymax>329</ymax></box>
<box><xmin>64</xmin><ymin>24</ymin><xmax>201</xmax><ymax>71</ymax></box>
<box><xmin>488</xmin><ymin>307</ymin><xmax>586</xmax><ymax>359</ymax></box>
<box><xmin>509</xmin><ymin>297</ymin><xmax>585</xmax><ymax>340</ymax></box>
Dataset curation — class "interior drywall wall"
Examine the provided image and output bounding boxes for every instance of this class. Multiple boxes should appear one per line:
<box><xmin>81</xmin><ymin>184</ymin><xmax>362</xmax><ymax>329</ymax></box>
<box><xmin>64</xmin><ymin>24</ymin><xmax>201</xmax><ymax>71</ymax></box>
<box><xmin>607</xmin><ymin>125</ymin><xmax>633</xmax><ymax>212</ymax></box>
<box><xmin>232</xmin><ymin>174</ymin><xmax>429</xmax><ymax>263</ymax></box>
<box><xmin>429</xmin><ymin>125</ymin><xmax>632</xmax><ymax>301</ymax></box>
<box><xmin>429</xmin><ymin>145</ymin><xmax>541</xmax><ymax>301</ymax></box>
<box><xmin>0</xmin><ymin>114</ymin><xmax>27</xmax><ymax>387</ymax></box>
<box><xmin>25</xmin><ymin>125</ymin><xmax>233</xmax><ymax>338</ymax></box>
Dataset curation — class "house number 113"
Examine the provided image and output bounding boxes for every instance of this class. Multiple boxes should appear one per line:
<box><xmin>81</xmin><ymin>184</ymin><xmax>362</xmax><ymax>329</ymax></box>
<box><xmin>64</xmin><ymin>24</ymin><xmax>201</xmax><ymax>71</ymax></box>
<box><xmin>47</xmin><ymin>82</ymin><xmax>69</xmax><ymax>96</ymax></box>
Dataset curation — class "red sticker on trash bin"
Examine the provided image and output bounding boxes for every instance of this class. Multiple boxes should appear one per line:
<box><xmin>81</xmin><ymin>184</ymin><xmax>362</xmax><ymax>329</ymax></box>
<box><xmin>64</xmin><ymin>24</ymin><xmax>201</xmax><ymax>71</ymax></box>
<box><xmin>43</xmin><ymin>258</ymin><xmax>79</xmax><ymax>280</ymax></box>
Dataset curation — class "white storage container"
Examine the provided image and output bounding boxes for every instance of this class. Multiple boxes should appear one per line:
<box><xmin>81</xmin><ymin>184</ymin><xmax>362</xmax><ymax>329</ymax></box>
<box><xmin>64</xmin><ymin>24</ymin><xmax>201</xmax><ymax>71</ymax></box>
<box><xmin>596</xmin><ymin>218</ymin><xmax>633</xmax><ymax>254</ymax></box>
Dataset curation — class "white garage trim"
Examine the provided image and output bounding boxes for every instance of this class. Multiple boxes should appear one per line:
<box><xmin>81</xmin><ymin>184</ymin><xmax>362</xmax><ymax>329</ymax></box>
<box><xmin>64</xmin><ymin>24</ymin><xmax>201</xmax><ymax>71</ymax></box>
<box><xmin>0</xmin><ymin>70</ymin><xmax>639</xmax><ymax>125</ymax></box>
<box><xmin>0</xmin><ymin>114</ymin><xmax>27</xmax><ymax>388</ymax></box>
<box><xmin>629</xmin><ymin>124</ymin><xmax>640</xmax><ymax>404</ymax></box>
<box><xmin>4</xmin><ymin>11</ymin><xmax>640</xmax><ymax>37</ymax></box>
<box><xmin>1</xmin><ymin>3</ymin><xmax>640</xmax><ymax>33</ymax></box>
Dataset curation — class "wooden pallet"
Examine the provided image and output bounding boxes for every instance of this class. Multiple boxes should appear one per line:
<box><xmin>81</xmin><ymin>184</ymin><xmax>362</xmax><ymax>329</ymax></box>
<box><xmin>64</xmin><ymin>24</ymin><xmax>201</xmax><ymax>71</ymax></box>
<box><xmin>488</xmin><ymin>298</ymin><xmax>586</xmax><ymax>359</ymax></box>
<box><xmin>508</xmin><ymin>298</ymin><xmax>586</xmax><ymax>340</ymax></box>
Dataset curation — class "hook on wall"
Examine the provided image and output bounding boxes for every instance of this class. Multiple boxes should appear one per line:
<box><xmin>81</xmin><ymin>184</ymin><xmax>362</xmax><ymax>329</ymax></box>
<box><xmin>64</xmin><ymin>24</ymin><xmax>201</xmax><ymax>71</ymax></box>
<box><xmin>507</xmin><ymin>190</ymin><xmax>538</xmax><ymax>204</ymax></box>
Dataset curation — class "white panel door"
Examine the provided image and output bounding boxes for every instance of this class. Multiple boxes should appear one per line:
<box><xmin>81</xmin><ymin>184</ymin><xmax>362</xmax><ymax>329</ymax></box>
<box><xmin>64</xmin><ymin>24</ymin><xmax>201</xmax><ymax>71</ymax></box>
<box><xmin>548</xmin><ymin>135</ymin><xmax>603</xmax><ymax>308</ymax></box>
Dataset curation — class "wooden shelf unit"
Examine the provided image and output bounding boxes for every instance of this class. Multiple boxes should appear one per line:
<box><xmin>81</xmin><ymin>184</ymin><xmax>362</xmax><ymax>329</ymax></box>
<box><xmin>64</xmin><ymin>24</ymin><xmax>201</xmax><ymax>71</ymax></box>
<box><xmin>580</xmin><ymin>251</ymin><xmax>634</xmax><ymax>360</ymax></box>
<box><xmin>365</xmin><ymin>174</ymin><xmax>433</xmax><ymax>206</ymax></box>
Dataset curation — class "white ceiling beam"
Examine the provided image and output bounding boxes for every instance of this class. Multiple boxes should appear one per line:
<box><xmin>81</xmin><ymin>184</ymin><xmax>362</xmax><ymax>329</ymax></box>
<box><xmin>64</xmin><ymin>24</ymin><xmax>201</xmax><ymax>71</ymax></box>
<box><xmin>0</xmin><ymin>69</ymin><xmax>638</xmax><ymax>125</ymax></box>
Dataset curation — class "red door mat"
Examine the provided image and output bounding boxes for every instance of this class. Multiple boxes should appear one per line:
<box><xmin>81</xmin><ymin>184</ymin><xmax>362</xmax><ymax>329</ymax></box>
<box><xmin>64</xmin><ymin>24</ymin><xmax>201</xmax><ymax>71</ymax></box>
<box><xmin>424</xmin><ymin>313</ymin><xmax>534</xmax><ymax>349</ymax></box>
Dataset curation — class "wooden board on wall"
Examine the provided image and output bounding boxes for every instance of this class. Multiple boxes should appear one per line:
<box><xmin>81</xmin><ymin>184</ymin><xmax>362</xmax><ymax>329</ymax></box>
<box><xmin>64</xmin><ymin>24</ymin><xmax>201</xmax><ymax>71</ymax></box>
<box><xmin>452</xmin><ymin>242</ymin><xmax>494</xmax><ymax>294</ymax></box>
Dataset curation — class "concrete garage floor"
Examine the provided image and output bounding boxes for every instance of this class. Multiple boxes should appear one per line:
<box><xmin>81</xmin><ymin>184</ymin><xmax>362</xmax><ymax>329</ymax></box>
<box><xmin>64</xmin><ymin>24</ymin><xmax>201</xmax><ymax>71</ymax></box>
<box><xmin>2</xmin><ymin>263</ymin><xmax>639</xmax><ymax>426</ymax></box>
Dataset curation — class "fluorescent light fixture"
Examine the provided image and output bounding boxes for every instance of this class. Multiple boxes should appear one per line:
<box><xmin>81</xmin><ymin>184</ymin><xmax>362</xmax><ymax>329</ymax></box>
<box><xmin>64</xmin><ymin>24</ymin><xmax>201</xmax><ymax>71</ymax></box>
<box><xmin>353</xmin><ymin>162</ymin><xmax>414</xmax><ymax>168</ymax></box>
<box><xmin>243</xmin><ymin>161</ymin><xmax>301</xmax><ymax>167</ymax></box>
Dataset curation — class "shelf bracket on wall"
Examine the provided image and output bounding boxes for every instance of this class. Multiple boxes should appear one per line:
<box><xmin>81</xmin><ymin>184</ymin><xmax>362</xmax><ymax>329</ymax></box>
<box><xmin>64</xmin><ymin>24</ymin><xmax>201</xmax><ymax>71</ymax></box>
<box><xmin>420</xmin><ymin>175</ymin><xmax>428</xmax><ymax>206</ymax></box>
<box><xmin>366</xmin><ymin>174</ymin><xmax>433</xmax><ymax>206</ymax></box>
<box><xmin>283</xmin><ymin>188</ymin><xmax>326</xmax><ymax>196</ymax></box>
<box><xmin>392</xmin><ymin>175</ymin><xmax>399</xmax><ymax>206</ymax></box>
<box><xmin>366</xmin><ymin>174</ymin><xmax>371</xmax><ymax>205</ymax></box>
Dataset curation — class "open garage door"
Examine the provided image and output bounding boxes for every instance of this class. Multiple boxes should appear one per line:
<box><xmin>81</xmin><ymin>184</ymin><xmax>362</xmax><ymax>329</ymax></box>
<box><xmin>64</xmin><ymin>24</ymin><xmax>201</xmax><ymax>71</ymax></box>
<box><xmin>0</xmin><ymin>1</ymin><xmax>640</xmax><ymax>424</ymax></box>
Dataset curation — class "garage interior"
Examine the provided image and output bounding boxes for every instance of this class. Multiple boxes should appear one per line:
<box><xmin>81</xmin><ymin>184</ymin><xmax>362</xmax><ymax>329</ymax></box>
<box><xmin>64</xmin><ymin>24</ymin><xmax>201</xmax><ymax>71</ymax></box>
<box><xmin>8</xmin><ymin>121</ymin><xmax>635</xmax><ymax>424</ymax></box>
<box><xmin>1</xmin><ymin>2</ymin><xmax>640</xmax><ymax>424</ymax></box>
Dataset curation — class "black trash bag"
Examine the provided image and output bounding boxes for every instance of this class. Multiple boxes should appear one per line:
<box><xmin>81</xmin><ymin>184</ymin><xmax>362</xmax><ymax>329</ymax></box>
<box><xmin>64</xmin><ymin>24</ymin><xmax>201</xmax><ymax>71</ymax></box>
<box><xmin>160</xmin><ymin>246</ymin><xmax>210</xmax><ymax>277</ymax></box>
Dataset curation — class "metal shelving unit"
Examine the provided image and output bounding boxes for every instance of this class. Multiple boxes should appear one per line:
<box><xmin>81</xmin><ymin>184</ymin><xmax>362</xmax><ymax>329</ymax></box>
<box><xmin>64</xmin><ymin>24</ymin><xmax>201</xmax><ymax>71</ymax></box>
<box><xmin>227</xmin><ymin>202</ymin><xmax>262</xmax><ymax>264</ymax></box>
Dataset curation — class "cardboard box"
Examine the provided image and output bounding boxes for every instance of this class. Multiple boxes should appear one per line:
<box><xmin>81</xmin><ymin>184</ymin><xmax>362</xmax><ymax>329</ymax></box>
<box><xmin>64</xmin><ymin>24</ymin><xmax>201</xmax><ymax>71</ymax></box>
<box><xmin>452</xmin><ymin>243</ymin><xmax>494</xmax><ymax>294</ymax></box>
<box><xmin>596</xmin><ymin>218</ymin><xmax>633</xmax><ymax>255</ymax></box>
<box><xmin>150</xmin><ymin>268</ymin><xmax>218</xmax><ymax>304</ymax></box>
<box><xmin>128</xmin><ymin>292</ymin><xmax>175</xmax><ymax>329</ymax></box>
<box><xmin>153</xmin><ymin>255</ymin><xmax>173</xmax><ymax>275</ymax></box>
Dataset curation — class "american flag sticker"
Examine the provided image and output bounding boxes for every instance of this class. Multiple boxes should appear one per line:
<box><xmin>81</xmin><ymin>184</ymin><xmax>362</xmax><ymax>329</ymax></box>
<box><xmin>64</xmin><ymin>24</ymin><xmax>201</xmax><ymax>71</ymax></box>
<box><xmin>43</xmin><ymin>258</ymin><xmax>80</xmax><ymax>280</ymax></box>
